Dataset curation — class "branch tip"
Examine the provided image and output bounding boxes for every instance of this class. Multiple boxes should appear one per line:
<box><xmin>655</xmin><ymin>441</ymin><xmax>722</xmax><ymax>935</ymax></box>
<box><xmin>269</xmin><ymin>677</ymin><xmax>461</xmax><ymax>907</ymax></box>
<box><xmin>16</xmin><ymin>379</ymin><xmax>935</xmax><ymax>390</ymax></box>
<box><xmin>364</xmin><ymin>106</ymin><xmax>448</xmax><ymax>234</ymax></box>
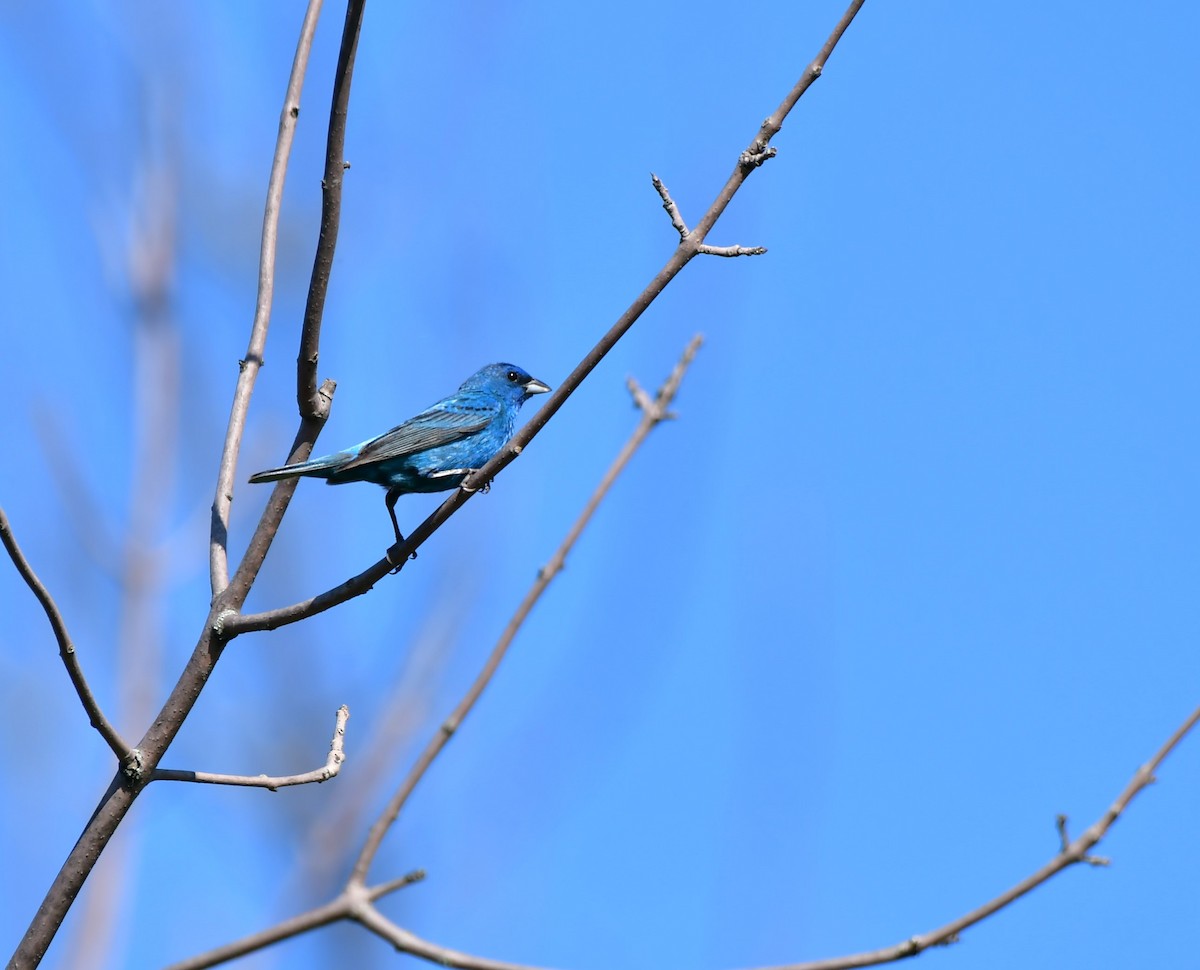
<box><xmin>151</xmin><ymin>703</ymin><xmax>350</xmax><ymax>790</ymax></box>
<box><xmin>651</xmin><ymin>172</ymin><xmax>690</xmax><ymax>239</ymax></box>
<box><xmin>696</xmin><ymin>243</ymin><xmax>767</xmax><ymax>258</ymax></box>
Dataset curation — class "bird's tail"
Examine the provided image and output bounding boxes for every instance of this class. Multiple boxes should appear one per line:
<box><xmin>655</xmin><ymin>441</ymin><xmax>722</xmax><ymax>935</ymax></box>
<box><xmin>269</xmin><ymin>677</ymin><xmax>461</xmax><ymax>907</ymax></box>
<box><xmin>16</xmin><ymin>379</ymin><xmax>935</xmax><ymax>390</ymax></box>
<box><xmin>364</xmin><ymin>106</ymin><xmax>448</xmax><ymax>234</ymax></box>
<box><xmin>247</xmin><ymin>454</ymin><xmax>346</xmax><ymax>484</ymax></box>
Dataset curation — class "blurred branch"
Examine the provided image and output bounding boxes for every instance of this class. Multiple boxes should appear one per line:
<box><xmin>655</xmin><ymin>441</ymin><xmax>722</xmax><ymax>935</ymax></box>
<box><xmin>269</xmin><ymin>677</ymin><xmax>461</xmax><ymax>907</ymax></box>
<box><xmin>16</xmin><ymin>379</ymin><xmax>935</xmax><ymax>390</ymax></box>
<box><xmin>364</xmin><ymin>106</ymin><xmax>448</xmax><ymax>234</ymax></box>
<box><xmin>744</xmin><ymin>703</ymin><xmax>1200</xmax><ymax>970</ymax></box>
<box><xmin>60</xmin><ymin>96</ymin><xmax>186</xmax><ymax>970</ymax></box>
<box><xmin>31</xmin><ymin>408</ymin><xmax>123</xmax><ymax>575</ymax></box>
<box><xmin>0</xmin><ymin>508</ymin><xmax>130</xmax><ymax>759</ymax></box>
<box><xmin>209</xmin><ymin>0</ymin><xmax>326</xmax><ymax>595</ymax></box>
<box><xmin>225</xmin><ymin>0</ymin><xmax>866</xmax><ymax>636</ymax></box>
<box><xmin>169</xmin><ymin>338</ymin><xmax>703</xmax><ymax>969</ymax></box>
<box><xmin>152</xmin><ymin>705</ymin><xmax>349</xmax><ymax>790</ymax></box>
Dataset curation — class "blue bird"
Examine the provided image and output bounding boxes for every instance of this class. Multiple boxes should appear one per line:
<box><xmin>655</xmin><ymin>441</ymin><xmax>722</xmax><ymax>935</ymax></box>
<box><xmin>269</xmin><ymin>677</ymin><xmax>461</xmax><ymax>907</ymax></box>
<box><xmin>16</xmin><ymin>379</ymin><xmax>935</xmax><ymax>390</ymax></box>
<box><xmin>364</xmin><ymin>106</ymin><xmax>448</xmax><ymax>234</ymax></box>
<box><xmin>249</xmin><ymin>363</ymin><xmax>550</xmax><ymax>544</ymax></box>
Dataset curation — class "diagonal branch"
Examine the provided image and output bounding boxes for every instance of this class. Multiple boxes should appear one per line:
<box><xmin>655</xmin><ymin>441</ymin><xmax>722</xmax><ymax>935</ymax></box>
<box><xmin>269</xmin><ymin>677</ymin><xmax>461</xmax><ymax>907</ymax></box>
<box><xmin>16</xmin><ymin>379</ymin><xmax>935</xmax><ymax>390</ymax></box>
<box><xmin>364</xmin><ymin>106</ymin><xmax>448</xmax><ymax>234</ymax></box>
<box><xmin>0</xmin><ymin>508</ymin><xmax>130</xmax><ymax>760</ymax></box>
<box><xmin>151</xmin><ymin>705</ymin><xmax>349</xmax><ymax>791</ymax></box>
<box><xmin>225</xmin><ymin>0</ymin><xmax>869</xmax><ymax>637</ymax></box>
<box><xmin>740</xmin><ymin>703</ymin><xmax>1200</xmax><ymax>970</ymax></box>
<box><xmin>209</xmin><ymin>0</ymin><xmax>326</xmax><ymax>596</ymax></box>
<box><xmin>349</xmin><ymin>335</ymin><xmax>704</xmax><ymax>886</ymax></box>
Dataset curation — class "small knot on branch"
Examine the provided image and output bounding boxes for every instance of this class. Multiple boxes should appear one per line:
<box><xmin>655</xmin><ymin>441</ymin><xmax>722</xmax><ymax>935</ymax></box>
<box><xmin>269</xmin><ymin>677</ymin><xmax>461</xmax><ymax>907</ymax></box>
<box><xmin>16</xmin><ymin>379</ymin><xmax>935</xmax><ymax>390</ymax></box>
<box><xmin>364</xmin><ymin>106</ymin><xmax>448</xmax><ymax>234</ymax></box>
<box><xmin>121</xmin><ymin>748</ymin><xmax>147</xmax><ymax>785</ymax></box>
<box><xmin>211</xmin><ymin>608</ymin><xmax>240</xmax><ymax>638</ymax></box>
<box><xmin>1055</xmin><ymin>813</ymin><xmax>1112</xmax><ymax>866</ymax></box>
<box><xmin>739</xmin><ymin>144</ymin><xmax>778</xmax><ymax>168</ymax></box>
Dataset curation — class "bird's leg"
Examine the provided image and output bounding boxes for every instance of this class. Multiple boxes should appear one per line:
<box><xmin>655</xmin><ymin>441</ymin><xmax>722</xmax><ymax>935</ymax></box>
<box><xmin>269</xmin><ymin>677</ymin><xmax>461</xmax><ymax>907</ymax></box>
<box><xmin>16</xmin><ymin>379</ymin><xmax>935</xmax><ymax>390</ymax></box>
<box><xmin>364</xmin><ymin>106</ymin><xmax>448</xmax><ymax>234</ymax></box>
<box><xmin>385</xmin><ymin>486</ymin><xmax>417</xmax><ymax>567</ymax></box>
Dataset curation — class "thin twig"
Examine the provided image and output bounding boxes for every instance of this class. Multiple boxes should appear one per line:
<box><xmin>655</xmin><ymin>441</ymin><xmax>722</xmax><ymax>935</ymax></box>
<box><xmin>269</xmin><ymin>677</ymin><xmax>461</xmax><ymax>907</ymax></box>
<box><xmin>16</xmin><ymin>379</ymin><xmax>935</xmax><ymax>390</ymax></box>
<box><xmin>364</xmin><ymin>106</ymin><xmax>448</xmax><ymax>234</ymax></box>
<box><xmin>209</xmin><ymin>0</ymin><xmax>326</xmax><ymax>596</ymax></box>
<box><xmin>226</xmin><ymin>0</ymin><xmax>867</xmax><ymax>636</ymax></box>
<box><xmin>296</xmin><ymin>0</ymin><xmax>364</xmax><ymax>418</ymax></box>
<box><xmin>152</xmin><ymin>705</ymin><xmax>349</xmax><ymax>790</ymax></box>
<box><xmin>365</xmin><ymin>869</ymin><xmax>427</xmax><ymax>902</ymax></box>
<box><xmin>0</xmin><ymin>508</ymin><xmax>129</xmax><ymax>759</ymax></box>
<box><xmin>738</xmin><ymin>703</ymin><xmax>1200</xmax><ymax>970</ymax></box>
<box><xmin>652</xmin><ymin>172</ymin><xmax>690</xmax><ymax>239</ymax></box>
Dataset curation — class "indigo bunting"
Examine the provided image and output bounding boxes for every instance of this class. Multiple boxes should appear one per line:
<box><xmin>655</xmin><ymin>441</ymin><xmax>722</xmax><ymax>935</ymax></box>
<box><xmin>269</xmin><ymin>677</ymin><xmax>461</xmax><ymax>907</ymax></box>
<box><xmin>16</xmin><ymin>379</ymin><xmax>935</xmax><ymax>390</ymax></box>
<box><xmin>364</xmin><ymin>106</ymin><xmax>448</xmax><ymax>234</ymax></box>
<box><xmin>249</xmin><ymin>362</ymin><xmax>550</xmax><ymax>543</ymax></box>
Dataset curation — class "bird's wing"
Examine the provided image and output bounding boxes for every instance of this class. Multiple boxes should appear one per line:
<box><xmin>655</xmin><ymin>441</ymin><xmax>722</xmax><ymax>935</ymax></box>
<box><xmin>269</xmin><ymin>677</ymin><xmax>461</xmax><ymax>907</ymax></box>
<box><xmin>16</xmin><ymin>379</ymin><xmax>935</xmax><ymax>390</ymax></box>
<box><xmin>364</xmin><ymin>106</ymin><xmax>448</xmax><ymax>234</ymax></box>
<box><xmin>334</xmin><ymin>406</ymin><xmax>493</xmax><ymax>473</ymax></box>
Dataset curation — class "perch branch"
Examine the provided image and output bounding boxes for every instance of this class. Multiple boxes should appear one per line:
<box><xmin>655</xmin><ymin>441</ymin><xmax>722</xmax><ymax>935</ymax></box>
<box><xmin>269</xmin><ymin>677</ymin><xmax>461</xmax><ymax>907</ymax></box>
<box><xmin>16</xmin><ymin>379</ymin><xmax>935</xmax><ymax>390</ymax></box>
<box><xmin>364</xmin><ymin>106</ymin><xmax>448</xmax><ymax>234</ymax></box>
<box><xmin>152</xmin><ymin>705</ymin><xmax>348</xmax><ymax>790</ymax></box>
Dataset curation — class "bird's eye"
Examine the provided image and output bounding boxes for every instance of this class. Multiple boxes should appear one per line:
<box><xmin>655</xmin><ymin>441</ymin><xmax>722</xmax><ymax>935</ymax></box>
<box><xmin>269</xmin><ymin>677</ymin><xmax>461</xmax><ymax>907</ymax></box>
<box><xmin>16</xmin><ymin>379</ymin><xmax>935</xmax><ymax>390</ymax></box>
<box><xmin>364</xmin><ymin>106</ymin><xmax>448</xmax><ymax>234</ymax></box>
<box><xmin>507</xmin><ymin>370</ymin><xmax>520</xmax><ymax>383</ymax></box>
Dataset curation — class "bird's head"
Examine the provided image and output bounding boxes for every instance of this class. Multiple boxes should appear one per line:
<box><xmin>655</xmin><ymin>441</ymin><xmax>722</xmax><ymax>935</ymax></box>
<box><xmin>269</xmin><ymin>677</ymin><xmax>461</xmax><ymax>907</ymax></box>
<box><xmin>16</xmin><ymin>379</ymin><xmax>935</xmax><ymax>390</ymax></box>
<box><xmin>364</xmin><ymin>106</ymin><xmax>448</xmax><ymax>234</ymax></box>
<box><xmin>463</xmin><ymin>363</ymin><xmax>552</xmax><ymax>404</ymax></box>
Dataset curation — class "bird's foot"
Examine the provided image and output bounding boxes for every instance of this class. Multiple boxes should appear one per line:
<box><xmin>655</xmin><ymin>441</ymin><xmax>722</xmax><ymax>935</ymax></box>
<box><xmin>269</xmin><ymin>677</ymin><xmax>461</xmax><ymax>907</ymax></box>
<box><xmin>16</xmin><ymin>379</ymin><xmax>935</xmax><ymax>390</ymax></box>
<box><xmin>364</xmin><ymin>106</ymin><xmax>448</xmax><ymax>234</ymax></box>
<box><xmin>387</xmin><ymin>533</ymin><xmax>417</xmax><ymax>573</ymax></box>
<box><xmin>459</xmin><ymin>474</ymin><xmax>492</xmax><ymax>495</ymax></box>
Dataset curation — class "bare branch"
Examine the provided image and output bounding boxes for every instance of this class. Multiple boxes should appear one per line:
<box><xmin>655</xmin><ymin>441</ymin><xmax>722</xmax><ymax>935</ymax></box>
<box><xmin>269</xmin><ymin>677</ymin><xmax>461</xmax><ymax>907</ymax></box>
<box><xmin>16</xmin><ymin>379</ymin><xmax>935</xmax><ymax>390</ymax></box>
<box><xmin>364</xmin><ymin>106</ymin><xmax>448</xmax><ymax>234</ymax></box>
<box><xmin>210</xmin><ymin>0</ymin><xmax>326</xmax><ymax>595</ymax></box>
<box><xmin>740</xmin><ymin>703</ymin><xmax>1200</xmax><ymax>970</ymax></box>
<box><xmin>348</xmin><ymin>335</ymin><xmax>704</xmax><ymax>886</ymax></box>
<box><xmin>0</xmin><ymin>508</ymin><xmax>130</xmax><ymax>759</ymax></box>
<box><xmin>737</xmin><ymin>0</ymin><xmax>867</xmax><ymax>173</ymax></box>
<box><xmin>226</xmin><ymin>553</ymin><xmax>393</xmax><ymax>635</ymax></box>
<box><xmin>152</xmin><ymin>705</ymin><xmax>348</xmax><ymax>790</ymax></box>
<box><xmin>296</xmin><ymin>0</ymin><xmax>365</xmax><ymax>419</ymax></box>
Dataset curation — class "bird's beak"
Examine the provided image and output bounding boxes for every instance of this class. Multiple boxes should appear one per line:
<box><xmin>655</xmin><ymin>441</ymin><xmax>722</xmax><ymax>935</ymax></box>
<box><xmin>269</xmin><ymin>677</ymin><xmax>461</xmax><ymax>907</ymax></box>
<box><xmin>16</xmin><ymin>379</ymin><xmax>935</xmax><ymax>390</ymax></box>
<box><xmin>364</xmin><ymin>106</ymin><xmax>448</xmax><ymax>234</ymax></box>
<box><xmin>524</xmin><ymin>377</ymin><xmax>551</xmax><ymax>395</ymax></box>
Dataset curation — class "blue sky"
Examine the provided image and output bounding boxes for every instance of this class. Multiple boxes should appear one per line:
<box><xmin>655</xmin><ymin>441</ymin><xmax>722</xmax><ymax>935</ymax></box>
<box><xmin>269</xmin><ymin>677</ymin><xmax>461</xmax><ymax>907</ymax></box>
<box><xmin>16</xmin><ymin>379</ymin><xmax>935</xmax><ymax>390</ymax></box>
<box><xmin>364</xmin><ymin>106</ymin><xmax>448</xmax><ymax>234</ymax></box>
<box><xmin>1</xmin><ymin>2</ymin><xmax>1198</xmax><ymax>969</ymax></box>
